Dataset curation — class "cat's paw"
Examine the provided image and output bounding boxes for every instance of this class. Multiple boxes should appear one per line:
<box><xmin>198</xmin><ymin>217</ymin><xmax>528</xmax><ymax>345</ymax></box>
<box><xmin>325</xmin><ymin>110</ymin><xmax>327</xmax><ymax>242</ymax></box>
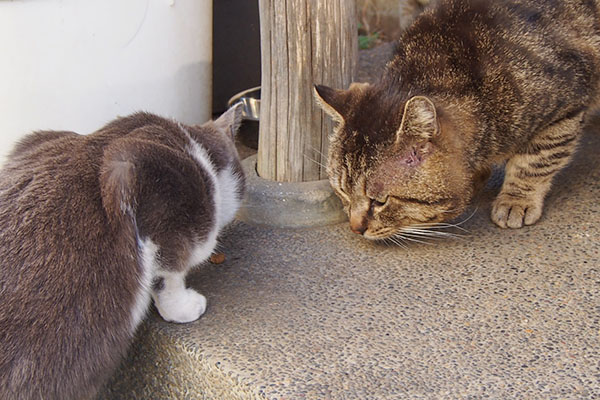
<box><xmin>491</xmin><ymin>194</ymin><xmax>543</xmax><ymax>229</ymax></box>
<box><xmin>154</xmin><ymin>288</ymin><xmax>207</xmax><ymax>323</ymax></box>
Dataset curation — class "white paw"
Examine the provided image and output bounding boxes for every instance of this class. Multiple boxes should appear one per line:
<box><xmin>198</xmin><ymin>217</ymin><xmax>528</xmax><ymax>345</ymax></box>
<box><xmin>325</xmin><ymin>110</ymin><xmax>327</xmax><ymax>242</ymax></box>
<box><xmin>154</xmin><ymin>288</ymin><xmax>207</xmax><ymax>323</ymax></box>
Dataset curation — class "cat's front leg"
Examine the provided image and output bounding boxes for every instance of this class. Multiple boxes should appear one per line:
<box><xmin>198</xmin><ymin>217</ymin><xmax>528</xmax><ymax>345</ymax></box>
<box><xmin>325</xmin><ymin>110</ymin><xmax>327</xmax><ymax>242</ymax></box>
<box><xmin>491</xmin><ymin>114</ymin><xmax>583</xmax><ymax>228</ymax></box>
<box><xmin>151</xmin><ymin>271</ymin><xmax>207</xmax><ymax>323</ymax></box>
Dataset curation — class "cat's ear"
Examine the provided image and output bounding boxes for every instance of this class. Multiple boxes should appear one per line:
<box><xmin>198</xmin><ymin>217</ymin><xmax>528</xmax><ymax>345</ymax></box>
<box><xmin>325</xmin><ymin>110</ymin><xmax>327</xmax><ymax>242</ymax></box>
<box><xmin>313</xmin><ymin>84</ymin><xmax>347</xmax><ymax>123</ymax></box>
<box><xmin>314</xmin><ymin>82</ymin><xmax>371</xmax><ymax>124</ymax></box>
<box><xmin>397</xmin><ymin>96</ymin><xmax>439</xmax><ymax>142</ymax></box>
<box><xmin>214</xmin><ymin>102</ymin><xmax>244</xmax><ymax>140</ymax></box>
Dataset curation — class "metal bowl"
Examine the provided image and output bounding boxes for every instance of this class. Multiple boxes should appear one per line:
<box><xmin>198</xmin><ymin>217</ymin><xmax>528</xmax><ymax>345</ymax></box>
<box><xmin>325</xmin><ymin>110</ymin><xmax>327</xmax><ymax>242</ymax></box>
<box><xmin>227</xmin><ymin>86</ymin><xmax>260</xmax><ymax>121</ymax></box>
<box><xmin>227</xmin><ymin>87</ymin><xmax>260</xmax><ymax>149</ymax></box>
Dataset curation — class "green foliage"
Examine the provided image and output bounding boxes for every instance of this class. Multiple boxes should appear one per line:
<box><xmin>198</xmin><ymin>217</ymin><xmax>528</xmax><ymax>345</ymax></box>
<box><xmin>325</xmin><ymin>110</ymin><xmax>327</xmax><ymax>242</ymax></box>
<box><xmin>358</xmin><ymin>31</ymin><xmax>380</xmax><ymax>50</ymax></box>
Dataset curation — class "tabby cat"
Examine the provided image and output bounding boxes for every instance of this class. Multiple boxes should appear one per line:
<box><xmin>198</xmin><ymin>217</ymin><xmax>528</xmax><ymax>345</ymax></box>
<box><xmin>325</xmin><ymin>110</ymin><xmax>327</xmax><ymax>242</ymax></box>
<box><xmin>0</xmin><ymin>105</ymin><xmax>245</xmax><ymax>399</ymax></box>
<box><xmin>316</xmin><ymin>0</ymin><xmax>600</xmax><ymax>239</ymax></box>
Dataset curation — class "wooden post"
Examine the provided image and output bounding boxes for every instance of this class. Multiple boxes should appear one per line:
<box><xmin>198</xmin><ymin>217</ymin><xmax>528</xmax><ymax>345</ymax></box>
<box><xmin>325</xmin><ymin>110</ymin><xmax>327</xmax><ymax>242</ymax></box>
<box><xmin>257</xmin><ymin>0</ymin><xmax>357</xmax><ymax>182</ymax></box>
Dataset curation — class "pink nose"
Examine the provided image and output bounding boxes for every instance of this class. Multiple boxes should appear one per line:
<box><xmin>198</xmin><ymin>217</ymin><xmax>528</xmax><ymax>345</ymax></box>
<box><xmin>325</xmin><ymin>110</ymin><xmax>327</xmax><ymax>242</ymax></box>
<box><xmin>349</xmin><ymin>218</ymin><xmax>367</xmax><ymax>235</ymax></box>
<box><xmin>351</xmin><ymin>226</ymin><xmax>366</xmax><ymax>235</ymax></box>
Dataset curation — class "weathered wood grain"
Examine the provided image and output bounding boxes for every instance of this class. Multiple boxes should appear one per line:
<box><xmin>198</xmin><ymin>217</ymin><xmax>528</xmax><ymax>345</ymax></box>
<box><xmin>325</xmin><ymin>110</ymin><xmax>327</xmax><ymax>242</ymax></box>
<box><xmin>257</xmin><ymin>0</ymin><xmax>357</xmax><ymax>182</ymax></box>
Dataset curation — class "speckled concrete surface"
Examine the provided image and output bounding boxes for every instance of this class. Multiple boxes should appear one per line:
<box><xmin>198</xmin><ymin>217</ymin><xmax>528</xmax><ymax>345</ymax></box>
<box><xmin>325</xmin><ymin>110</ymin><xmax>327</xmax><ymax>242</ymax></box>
<box><xmin>100</xmin><ymin>127</ymin><xmax>600</xmax><ymax>399</ymax></box>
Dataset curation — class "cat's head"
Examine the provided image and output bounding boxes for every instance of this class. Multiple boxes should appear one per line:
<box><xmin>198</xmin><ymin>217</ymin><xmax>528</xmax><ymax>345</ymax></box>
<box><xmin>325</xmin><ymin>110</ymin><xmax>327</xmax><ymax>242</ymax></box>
<box><xmin>314</xmin><ymin>83</ymin><xmax>474</xmax><ymax>240</ymax></box>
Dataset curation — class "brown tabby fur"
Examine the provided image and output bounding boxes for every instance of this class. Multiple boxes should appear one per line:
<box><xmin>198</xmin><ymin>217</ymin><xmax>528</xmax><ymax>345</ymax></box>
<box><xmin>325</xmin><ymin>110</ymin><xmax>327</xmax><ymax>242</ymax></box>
<box><xmin>0</xmin><ymin>109</ymin><xmax>244</xmax><ymax>399</ymax></box>
<box><xmin>316</xmin><ymin>0</ymin><xmax>600</xmax><ymax>239</ymax></box>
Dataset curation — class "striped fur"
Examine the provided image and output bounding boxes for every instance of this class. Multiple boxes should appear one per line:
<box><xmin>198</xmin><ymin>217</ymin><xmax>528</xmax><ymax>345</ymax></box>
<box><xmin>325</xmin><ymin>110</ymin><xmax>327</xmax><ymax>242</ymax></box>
<box><xmin>316</xmin><ymin>0</ymin><xmax>600</xmax><ymax>239</ymax></box>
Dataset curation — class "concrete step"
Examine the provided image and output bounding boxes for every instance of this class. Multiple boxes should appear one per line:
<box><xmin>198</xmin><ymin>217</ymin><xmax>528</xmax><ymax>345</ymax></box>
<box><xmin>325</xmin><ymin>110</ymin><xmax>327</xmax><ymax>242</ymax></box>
<box><xmin>98</xmin><ymin>131</ymin><xmax>600</xmax><ymax>399</ymax></box>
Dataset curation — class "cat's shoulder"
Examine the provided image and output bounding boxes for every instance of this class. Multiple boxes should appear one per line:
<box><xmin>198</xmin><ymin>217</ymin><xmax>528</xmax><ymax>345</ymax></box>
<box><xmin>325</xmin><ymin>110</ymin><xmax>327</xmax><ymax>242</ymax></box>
<box><xmin>93</xmin><ymin>112</ymin><xmax>192</xmax><ymax>153</ymax></box>
<box><xmin>7</xmin><ymin>130</ymin><xmax>80</xmax><ymax>161</ymax></box>
<box><xmin>98</xmin><ymin>112</ymin><xmax>183</xmax><ymax>138</ymax></box>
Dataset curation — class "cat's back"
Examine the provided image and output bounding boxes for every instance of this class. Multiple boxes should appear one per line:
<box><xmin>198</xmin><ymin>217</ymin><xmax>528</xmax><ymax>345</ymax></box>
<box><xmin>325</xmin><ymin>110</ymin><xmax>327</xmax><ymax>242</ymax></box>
<box><xmin>0</xmin><ymin>128</ymin><xmax>109</xmax><ymax>245</ymax></box>
<box><xmin>0</xmin><ymin>128</ymin><xmax>138</xmax><ymax>399</ymax></box>
<box><xmin>0</xmin><ymin>111</ymin><xmax>192</xmax><ymax>217</ymax></box>
<box><xmin>393</xmin><ymin>0</ymin><xmax>600</xmax><ymax>89</ymax></box>
<box><xmin>0</xmin><ymin>130</ymin><xmax>102</xmax><ymax>260</ymax></box>
<box><xmin>387</xmin><ymin>0</ymin><xmax>600</xmax><ymax>149</ymax></box>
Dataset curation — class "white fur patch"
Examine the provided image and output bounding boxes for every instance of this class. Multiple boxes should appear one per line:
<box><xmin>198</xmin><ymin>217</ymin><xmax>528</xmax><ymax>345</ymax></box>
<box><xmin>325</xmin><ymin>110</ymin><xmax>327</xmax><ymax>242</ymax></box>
<box><xmin>216</xmin><ymin>165</ymin><xmax>243</xmax><ymax>229</ymax></box>
<box><xmin>130</xmin><ymin>238</ymin><xmax>159</xmax><ymax>332</ymax></box>
<box><xmin>152</xmin><ymin>271</ymin><xmax>207</xmax><ymax>323</ymax></box>
<box><xmin>187</xmin><ymin>234</ymin><xmax>218</xmax><ymax>269</ymax></box>
<box><xmin>178</xmin><ymin>125</ymin><xmax>222</xmax><ymax>230</ymax></box>
<box><xmin>179</xmin><ymin>124</ymin><xmax>244</xmax><ymax>268</ymax></box>
<box><xmin>179</xmin><ymin>124</ymin><xmax>243</xmax><ymax>231</ymax></box>
<box><xmin>180</xmin><ymin>130</ymin><xmax>222</xmax><ymax>268</ymax></box>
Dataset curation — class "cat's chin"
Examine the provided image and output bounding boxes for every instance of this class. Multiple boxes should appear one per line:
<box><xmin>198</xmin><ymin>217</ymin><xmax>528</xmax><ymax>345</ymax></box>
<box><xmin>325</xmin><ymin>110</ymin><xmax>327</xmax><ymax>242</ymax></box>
<box><xmin>362</xmin><ymin>233</ymin><xmax>381</xmax><ymax>241</ymax></box>
<box><xmin>361</xmin><ymin>228</ymin><xmax>397</xmax><ymax>241</ymax></box>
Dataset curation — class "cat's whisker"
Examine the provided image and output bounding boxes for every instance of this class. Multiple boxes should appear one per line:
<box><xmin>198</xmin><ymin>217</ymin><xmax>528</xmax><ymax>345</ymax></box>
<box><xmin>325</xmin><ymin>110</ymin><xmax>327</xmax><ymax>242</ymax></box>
<box><xmin>412</xmin><ymin>221</ymin><xmax>464</xmax><ymax>228</ymax></box>
<box><xmin>394</xmin><ymin>233</ymin><xmax>432</xmax><ymax>245</ymax></box>
<box><xmin>403</xmin><ymin>227</ymin><xmax>452</xmax><ymax>235</ymax></box>
<box><xmin>387</xmin><ymin>235</ymin><xmax>408</xmax><ymax>249</ymax></box>
<box><xmin>402</xmin><ymin>226</ymin><xmax>457</xmax><ymax>235</ymax></box>
<box><xmin>303</xmin><ymin>154</ymin><xmax>327</xmax><ymax>169</ymax></box>
<box><xmin>411</xmin><ymin>232</ymin><xmax>465</xmax><ymax>243</ymax></box>
<box><xmin>404</xmin><ymin>234</ymin><xmax>445</xmax><ymax>242</ymax></box>
<box><xmin>454</xmin><ymin>207</ymin><xmax>479</xmax><ymax>226</ymax></box>
<box><xmin>412</xmin><ymin>223</ymin><xmax>470</xmax><ymax>233</ymax></box>
<box><xmin>307</xmin><ymin>144</ymin><xmax>326</xmax><ymax>158</ymax></box>
<box><xmin>391</xmin><ymin>232</ymin><xmax>409</xmax><ymax>246</ymax></box>
<box><xmin>384</xmin><ymin>236</ymin><xmax>402</xmax><ymax>248</ymax></box>
<box><xmin>399</xmin><ymin>225</ymin><xmax>468</xmax><ymax>243</ymax></box>
<box><xmin>400</xmin><ymin>231</ymin><xmax>450</xmax><ymax>242</ymax></box>
<box><xmin>410</xmin><ymin>208</ymin><xmax>479</xmax><ymax>233</ymax></box>
<box><xmin>379</xmin><ymin>238</ymin><xmax>392</xmax><ymax>247</ymax></box>
<box><xmin>402</xmin><ymin>227</ymin><xmax>465</xmax><ymax>239</ymax></box>
<box><xmin>403</xmin><ymin>234</ymin><xmax>449</xmax><ymax>242</ymax></box>
<box><xmin>406</xmin><ymin>208</ymin><xmax>478</xmax><ymax>236</ymax></box>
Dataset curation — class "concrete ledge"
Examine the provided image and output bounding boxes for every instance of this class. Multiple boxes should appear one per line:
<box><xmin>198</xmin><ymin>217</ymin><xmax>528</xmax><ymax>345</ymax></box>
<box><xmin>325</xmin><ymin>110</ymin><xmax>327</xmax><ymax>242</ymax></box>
<box><xmin>236</xmin><ymin>155</ymin><xmax>346</xmax><ymax>228</ymax></box>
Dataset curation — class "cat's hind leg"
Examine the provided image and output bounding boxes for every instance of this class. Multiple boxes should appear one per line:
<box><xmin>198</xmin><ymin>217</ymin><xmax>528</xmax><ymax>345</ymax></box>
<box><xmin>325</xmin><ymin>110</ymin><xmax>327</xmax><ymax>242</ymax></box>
<box><xmin>151</xmin><ymin>271</ymin><xmax>207</xmax><ymax>323</ymax></box>
<box><xmin>491</xmin><ymin>113</ymin><xmax>583</xmax><ymax>228</ymax></box>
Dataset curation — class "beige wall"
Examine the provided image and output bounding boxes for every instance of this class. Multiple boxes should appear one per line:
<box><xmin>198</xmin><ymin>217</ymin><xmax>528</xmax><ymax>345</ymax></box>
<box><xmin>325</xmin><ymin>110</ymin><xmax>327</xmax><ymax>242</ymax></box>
<box><xmin>0</xmin><ymin>0</ymin><xmax>213</xmax><ymax>166</ymax></box>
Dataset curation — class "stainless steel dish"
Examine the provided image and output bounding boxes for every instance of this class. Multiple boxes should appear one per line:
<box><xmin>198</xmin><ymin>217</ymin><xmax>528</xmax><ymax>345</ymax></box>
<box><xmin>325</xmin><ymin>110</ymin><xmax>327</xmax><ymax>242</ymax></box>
<box><xmin>227</xmin><ymin>86</ymin><xmax>260</xmax><ymax>121</ymax></box>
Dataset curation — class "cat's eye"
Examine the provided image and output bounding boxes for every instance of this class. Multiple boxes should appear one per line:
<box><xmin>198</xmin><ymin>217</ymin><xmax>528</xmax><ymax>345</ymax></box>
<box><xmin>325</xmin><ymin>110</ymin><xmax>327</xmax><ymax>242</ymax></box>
<box><xmin>371</xmin><ymin>196</ymin><xmax>388</xmax><ymax>208</ymax></box>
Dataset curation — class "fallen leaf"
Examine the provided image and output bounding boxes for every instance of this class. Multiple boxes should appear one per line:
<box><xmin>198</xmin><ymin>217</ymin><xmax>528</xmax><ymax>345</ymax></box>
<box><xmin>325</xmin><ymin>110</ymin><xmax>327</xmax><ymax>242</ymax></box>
<box><xmin>209</xmin><ymin>253</ymin><xmax>226</xmax><ymax>264</ymax></box>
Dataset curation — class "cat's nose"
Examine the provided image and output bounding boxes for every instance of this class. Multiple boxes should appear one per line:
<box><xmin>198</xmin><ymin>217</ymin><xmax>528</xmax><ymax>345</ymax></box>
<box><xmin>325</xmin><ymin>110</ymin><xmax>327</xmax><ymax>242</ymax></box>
<box><xmin>349</xmin><ymin>207</ymin><xmax>368</xmax><ymax>235</ymax></box>
<box><xmin>350</xmin><ymin>225</ymin><xmax>367</xmax><ymax>235</ymax></box>
<box><xmin>349</xmin><ymin>217</ymin><xmax>368</xmax><ymax>235</ymax></box>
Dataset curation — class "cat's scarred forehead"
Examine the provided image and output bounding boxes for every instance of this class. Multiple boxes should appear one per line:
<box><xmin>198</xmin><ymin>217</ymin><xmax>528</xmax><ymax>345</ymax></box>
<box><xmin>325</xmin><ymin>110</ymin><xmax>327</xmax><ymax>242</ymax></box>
<box><xmin>332</xmin><ymin>98</ymin><xmax>414</xmax><ymax>169</ymax></box>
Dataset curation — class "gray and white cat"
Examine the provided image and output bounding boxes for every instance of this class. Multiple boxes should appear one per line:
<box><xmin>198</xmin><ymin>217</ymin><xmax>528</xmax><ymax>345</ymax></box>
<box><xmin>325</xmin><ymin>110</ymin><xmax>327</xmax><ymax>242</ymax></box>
<box><xmin>0</xmin><ymin>105</ymin><xmax>245</xmax><ymax>400</ymax></box>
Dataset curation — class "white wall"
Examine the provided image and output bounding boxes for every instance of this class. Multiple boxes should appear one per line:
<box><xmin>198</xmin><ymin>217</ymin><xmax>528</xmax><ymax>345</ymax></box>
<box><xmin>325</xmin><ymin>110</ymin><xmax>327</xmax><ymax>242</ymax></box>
<box><xmin>0</xmin><ymin>0</ymin><xmax>212</xmax><ymax>164</ymax></box>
